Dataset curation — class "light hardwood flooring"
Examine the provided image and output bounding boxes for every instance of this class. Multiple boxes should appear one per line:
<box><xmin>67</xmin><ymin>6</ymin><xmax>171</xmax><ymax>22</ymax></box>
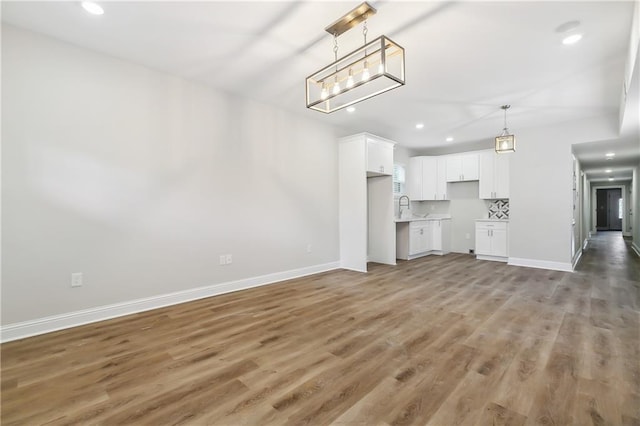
<box><xmin>2</xmin><ymin>232</ymin><xmax>639</xmax><ymax>425</ymax></box>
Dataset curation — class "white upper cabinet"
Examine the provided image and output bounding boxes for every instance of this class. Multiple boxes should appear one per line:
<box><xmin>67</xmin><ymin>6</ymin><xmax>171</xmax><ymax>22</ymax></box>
<box><xmin>366</xmin><ymin>137</ymin><xmax>394</xmax><ymax>176</ymax></box>
<box><xmin>479</xmin><ymin>150</ymin><xmax>510</xmax><ymax>199</ymax></box>
<box><xmin>446</xmin><ymin>153</ymin><xmax>479</xmax><ymax>182</ymax></box>
<box><xmin>436</xmin><ymin>157</ymin><xmax>448</xmax><ymax>200</ymax></box>
<box><xmin>408</xmin><ymin>157</ymin><xmax>423</xmax><ymax>200</ymax></box>
<box><xmin>408</xmin><ymin>156</ymin><xmax>447</xmax><ymax>201</ymax></box>
<box><xmin>421</xmin><ymin>157</ymin><xmax>438</xmax><ymax>201</ymax></box>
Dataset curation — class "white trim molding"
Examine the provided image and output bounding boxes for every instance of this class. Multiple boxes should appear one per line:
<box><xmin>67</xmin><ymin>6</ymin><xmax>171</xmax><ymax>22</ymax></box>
<box><xmin>476</xmin><ymin>254</ymin><xmax>508</xmax><ymax>263</ymax></box>
<box><xmin>508</xmin><ymin>257</ymin><xmax>574</xmax><ymax>272</ymax></box>
<box><xmin>1</xmin><ymin>262</ymin><xmax>340</xmax><ymax>343</ymax></box>
<box><xmin>632</xmin><ymin>242</ymin><xmax>640</xmax><ymax>258</ymax></box>
<box><xmin>572</xmin><ymin>249</ymin><xmax>583</xmax><ymax>270</ymax></box>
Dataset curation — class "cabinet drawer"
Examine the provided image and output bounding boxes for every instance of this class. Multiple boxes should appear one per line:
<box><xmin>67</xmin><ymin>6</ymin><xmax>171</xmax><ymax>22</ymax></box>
<box><xmin>476</xmin><ymin>221</ymin><xmax>507</xmax><ymax>231</ymax></box>
<box><xmin>410</xmin><ymin>220</ymin><xmax>428</xmax><ymax>229</ymax></box>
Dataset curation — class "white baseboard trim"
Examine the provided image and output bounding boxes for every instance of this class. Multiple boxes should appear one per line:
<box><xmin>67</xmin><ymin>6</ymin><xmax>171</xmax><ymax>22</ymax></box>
<box><xmin>572</xmin><ymin>250</ymin><xmax>583</xmax><ymax>270</ymax></box>
<box><xmin>507</xmin><ymin>257</ymin><xmax>573</xmax><ymax>272</ymax></box>
<box><xmin>476</xmin><ymin>254</ymin><xmax>508</xmax><ymax>263</ymax></box>
<box><xmin>632</xmin><ymin>242</ymin><xmax>640</xmax><ymax>257</ymax></box>
<box><xmin>1</xmin><ymin>261</ymin><xmax>340</xmax><ymax>343</ymax></box>
<box><xmin>582</xmin><ymin>238</ymin><xmax>589</xmax><ymax>250</ymax></box>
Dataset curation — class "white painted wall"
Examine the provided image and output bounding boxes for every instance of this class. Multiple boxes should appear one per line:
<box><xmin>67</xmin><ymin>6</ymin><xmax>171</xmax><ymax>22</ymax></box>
<box><xmin>633</xmin><ymin>164</ymin><xmax>640</xmax><ymax>253</ymax></box>
<box><xmin>1</xmin><ymin>26</ymin><xmax>339</xmax><ymax>325</ymax></box>
<box><xmin>509</xmin><ymin>115</ymin><xmax>619</xmax><ymax>269</ymax></box>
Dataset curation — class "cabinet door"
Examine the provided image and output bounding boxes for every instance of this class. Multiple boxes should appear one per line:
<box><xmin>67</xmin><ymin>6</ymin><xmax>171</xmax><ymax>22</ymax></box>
<box><xmin>491</xmin><ymin>228</ymin><xmax>508</xmax><ymax>257</ymax></box>
<box><xmin>494</xmin><ymin>154</ymin><xmax>510</xmax><ymax>199</ymax></box>
<box><xmin>475</xmin><ymin>228</ymin><xmax>492</xmax><ymax>255</ymax></box>
<box><xmin>421</xmin><ymin>157</ymin><xmax>438</xmax><ymax>200</ymax></box>
<box><xmin>461</xmin><ymin>154</ymin><xmax>479</xmax><ymax>181</ymax></box>
<box><xmin>436</xmin><ymin>157</ymin><xmax>448</xmax><ymax>200</ymax></box>
<box><xmin>409</xmin><ymin>227</ymin><xmax>423</xmax><ymax>255</ymax></box>
<box><xmin>478</xmin><ymin>151</ymin><xmax>495</xmax><ymax>199</ymax></box>
<box><xmin>431</xmin><ymin>220</ymin><xmax>442</xmax><ymax>251</ymax></box>
<box><xmin>379</xmin><ymin>142</ymin><xmax>394</xmax><ymax>176</ymax></box>
<box><xmin>366</xmin><ymin>139</ymin><xmax>393</xmax><ymax>176</ymax></box>
<box><xmin>408</xmin><ymin>157</ymin><xmax>423</xmax><ymax>200</ymax></box>
<box><xmin>422</xmin><ymin>223</ymin><xmax>432</xmax><ymax>252</ymax></box>
<box><xmin>446</xmin><ymin>156</ymin><xmax>462</xmax><ymax>182</ymax></box>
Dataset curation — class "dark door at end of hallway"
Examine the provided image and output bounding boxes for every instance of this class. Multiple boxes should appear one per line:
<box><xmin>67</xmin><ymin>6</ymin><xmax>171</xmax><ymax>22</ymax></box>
<box><xmin>596</xmin><ymin>188</ymin><xmax>622</xmax><ymax>231</ymax></box>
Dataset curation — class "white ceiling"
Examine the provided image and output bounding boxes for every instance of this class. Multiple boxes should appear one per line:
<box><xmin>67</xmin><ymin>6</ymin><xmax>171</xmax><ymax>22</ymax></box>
<box><xmin>2</xmin><ymin>0</ymin><xmax>638</xmax><ymax>180</ymax></box>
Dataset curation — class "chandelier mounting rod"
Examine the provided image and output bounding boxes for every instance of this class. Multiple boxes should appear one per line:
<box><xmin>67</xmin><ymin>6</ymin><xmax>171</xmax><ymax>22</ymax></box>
<box><xmin>325</xmin><ymin>2</ymin><xmax>377</xmax><ymax>37</ymax></box>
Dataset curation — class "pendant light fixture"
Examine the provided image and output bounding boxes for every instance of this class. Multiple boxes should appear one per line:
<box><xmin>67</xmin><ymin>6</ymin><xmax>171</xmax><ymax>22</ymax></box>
<box><xmin>305</xmin><ymin>2</ymin><xmax>406</xmax><ymax>113</ymax></box>
<box><xmin>495</xmin><ymin>105</ymin><xmax>516</xmax><ymax>153</ymax></box>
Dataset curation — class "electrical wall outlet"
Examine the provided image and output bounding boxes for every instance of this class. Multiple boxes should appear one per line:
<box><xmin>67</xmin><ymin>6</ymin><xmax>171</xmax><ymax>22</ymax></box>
<box><xmin>225</xmin><ymin>254</ymin><xmax>233</xmax><ymax>264</ymax></box>
<box><xmin>219</xmin><ymin>255</ymin><xmax>227</xmax><ymax>265</ymax></box>
<box><xmin>71</xmin><ymin>272</ymin><xmax>83</xmax><ymax>287</ymax></box>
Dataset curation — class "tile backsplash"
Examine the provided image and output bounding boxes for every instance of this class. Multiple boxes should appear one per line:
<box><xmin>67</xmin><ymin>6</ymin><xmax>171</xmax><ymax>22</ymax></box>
<box><xmin>488</xmin><ymin>199</ymin><xmax>509</xmax><ymax>219</ymax></box>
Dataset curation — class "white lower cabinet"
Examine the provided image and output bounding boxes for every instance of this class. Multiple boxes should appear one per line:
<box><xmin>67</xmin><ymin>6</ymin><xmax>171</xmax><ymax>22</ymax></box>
<box><xmin>397</xmin><ymin>219</ymin><xmax>451</xmax><ymax>260</ymax></box>
<box><xmin>475</xmin><ymin>220</ymin><xmax>508</xmax><ymax>261</ymax></box>
<box><xmin>409</xmin><ymin>221</ymin><xmax>431</xmax><ymax>255</ymax></box>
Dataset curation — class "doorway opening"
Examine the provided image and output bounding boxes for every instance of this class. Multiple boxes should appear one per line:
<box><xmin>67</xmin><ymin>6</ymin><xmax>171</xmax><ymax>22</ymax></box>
<box><xmin>596</xmin><ymin>188</ymin><xmax>622</xmax><ymax>231</ymax></box>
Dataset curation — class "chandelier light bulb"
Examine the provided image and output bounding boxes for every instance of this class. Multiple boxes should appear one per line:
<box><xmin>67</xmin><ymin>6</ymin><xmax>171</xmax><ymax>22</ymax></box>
<box><xmin>320</xmin><ymin>84</ymin><xmax>328</xmax><ymax>100</ymax></box>
<box><xmin>332</xmin><ymin>78</ymin><xmax>341</xmax><ymax>95</ymax></box>
<box><xmin>346</xmin><ymin>70</ymin><xmax>354</xmax><ymax>89</ymax></box>
<box><xmin>362</xmin><ymin>62</ymin><xmax>370</xmax><ymax>82</ymax></box>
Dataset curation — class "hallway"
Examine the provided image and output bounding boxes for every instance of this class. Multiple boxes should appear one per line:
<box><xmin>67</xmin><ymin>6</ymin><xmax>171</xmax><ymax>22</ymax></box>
<box><xmin>577</xmin><ymin>231</ymin><xmax>640</xmax><ymax>282</ymax></box>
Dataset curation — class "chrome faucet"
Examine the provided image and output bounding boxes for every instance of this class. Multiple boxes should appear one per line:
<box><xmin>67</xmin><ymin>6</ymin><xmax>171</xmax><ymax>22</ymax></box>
<box><xmin>398</xmin><ymin>195</ymin><xmax>410</xmax><ymax>218</ymax></box>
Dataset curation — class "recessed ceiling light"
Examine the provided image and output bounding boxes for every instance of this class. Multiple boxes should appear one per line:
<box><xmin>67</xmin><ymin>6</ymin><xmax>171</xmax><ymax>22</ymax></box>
<box><xmin>605</xmin><ymin>152</ymin><xmax>615</xmax><ymax>157</ymax></box>
<box><xmin>415</xmin><ymin>123</ymin><xmax>424</xmax><ymax>129</ymax></box>
<box><xmin>605</xmin><ymin>169</ymin><xmax>612</xmax><ymax>173</ymax></box>
<box><xmin>608</xmin><ymin>178</ymin><xmax>614</xmax><ymax>181</ymax></box>
<box><xmin>446</xmin><ymin>137</ymin><xmax>454</xmax><ymax>142</ymax></box>
<box><xmin>81</xmin><ymin>1</ymin><xmax>104</xmax><ymax>15</ymax></box>
<box><xmin>562</xmin><ymin>34</ymin><xmax>583</xmax><ymax>45</ymax></box>
<box><xmin>346</xmin><ymin>106</ymin><xmax>355</xmax><ymax>113</ymax></box>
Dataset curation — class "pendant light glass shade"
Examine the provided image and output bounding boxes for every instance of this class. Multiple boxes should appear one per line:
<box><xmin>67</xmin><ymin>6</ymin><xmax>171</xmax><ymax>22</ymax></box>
<box><xmin>495</xmin><ymin>134</ymin><xmax>516</xmax><ymax>153</ymax></box>
<box><xmin>306</xmin><ymin>35</ymin><xmax>405</xmax><ymax>113</ymax></box>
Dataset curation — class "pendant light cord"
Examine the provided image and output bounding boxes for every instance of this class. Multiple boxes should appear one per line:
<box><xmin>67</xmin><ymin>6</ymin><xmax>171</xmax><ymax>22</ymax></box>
<box><xmin>363</xmin><ymin>20</ymin><xmax>368</xmax><ymax>44</ymax></box>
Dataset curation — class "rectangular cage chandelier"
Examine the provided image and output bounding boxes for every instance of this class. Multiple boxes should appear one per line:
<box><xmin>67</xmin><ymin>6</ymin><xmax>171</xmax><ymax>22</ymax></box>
<box><xmin>306</xmin><ymin>2</ymin><xmax>405</xmax><ymax>113</ymax></box>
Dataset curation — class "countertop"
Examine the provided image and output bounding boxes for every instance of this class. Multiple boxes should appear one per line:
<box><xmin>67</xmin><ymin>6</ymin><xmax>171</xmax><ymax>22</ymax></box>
<box><xmin>395</xmin><ymin>214</ymin><xmax>452</xmax><ymax>223</ymax></box>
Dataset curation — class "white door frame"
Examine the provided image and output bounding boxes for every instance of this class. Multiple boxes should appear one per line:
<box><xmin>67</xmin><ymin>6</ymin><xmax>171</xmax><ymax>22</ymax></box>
<box><xmin>591</xmin><ymin>184</ymin><xmax>627</xmax><ymax>235</ymax></box>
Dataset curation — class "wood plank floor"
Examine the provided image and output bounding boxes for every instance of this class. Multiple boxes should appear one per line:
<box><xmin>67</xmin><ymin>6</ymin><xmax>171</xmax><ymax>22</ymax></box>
<box><xmin>2</xmin><ymin>231</ymin><xmax>639</xmax><ymax>425</ymax></box>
